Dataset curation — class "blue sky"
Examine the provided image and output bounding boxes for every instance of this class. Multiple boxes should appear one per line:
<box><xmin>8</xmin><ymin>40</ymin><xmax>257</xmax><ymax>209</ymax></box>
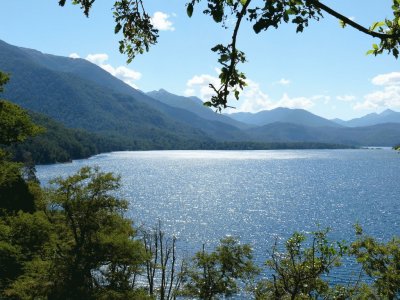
<box><xmin>0</xmin><ymin>0</ymin><xmax>399</xmax><ymax>120</ymax></box>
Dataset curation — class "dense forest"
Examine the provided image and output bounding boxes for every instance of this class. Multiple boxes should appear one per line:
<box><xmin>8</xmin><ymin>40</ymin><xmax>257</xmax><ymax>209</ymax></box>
<box><xmin>5</xmin><ymin>111</ymin><xmax>354</xmax><ymax>165</ymax></box>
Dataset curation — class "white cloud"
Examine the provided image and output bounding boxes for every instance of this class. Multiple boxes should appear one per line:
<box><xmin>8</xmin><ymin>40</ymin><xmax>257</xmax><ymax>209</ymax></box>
<box><xmin>185</xmin><ymin>72</ymin><xmax>319</xmax><ymax>112</ymax></box>
<box><xmin>371</xmin><ymin>72</ymin><xmax>400</xmax><ymax>86</ymax></box>
<box><xmin>276</xmin><ymin>93</ymin><xmax>315</xmax><ymax>110</ymax></box>
<box><xmin>239</xmin><ymin>79</ymin><xmax>273</xmax><ymax>112</ymax></box>
<box><xmin>336</xmin><ymin>95</ymin><xmax>356</xmax><ymax>102</ymax></box>
<box><xmin>83</xmin><ymin>53</ymin><xmax>142</xmax><ymax>88</ymax></box>
<box><xmin>151</xmin><ymin>11</ymin><xmax>175</xmax><ymax>31</ymax></box>
<box><xmin>353</xmin><ymin>101</ymin><xmax>379</xmax><ymax>111</ymax></box>
<box><xmin>276</xmin><ymin>78</ymin><xmax>291</xmax><ymax>86</ymax></box>
<box><xmin>354</xmin><ymin>72</ymin><xmax>400</xmax><ymax>111</ymax></box>
<box><xmin>100</xmin><ymin>64</ymin><xmax>142</xmax><ymax>88</ymax></box>
<box><xmin>69</xmin><ymin>53</ymin><xmax>80</xmax><ymax>59</ymax></box>
<box><xmin>86</xmin><ymin>53</ymin><xmax>109</xmax><ymax>65</ymax></box>
<box><xmin>184</xmin><ymin>73</ymin><xmax>220</xmax><ymax>100</ymax></box>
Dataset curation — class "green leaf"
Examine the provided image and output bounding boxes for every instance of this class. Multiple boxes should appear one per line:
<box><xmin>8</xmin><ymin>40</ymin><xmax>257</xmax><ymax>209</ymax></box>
<box><xmin>114</xmin><ymin>23</ymin><xmax>122</xmax><ymax>34</ymax></box>
<box><xmin>370</xmin><ymin>21</ymin><xmax>385</xmax><ymax>31</ymax></box>
<box><xmin>373</xmin><ymin>43</ymin><xmax>379</xmax><ymax>50</ymax></box>
<box><xmin>187</xmin><ymin>3</ymin><xmax>193</xmax><ymax>17</ymax></box>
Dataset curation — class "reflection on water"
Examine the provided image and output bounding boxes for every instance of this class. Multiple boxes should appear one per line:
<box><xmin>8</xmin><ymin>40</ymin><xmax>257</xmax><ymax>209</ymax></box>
<box><xmin>37</xmin><ymin>149</ymin><xmax>400</xmax><ymax>283</ymax></box>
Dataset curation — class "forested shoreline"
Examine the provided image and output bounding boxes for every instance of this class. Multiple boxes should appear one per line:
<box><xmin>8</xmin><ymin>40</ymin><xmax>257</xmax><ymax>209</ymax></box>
<box><xmin>6</xmin><ymin>110</ymin><xmax>355</xmax><ymax>165</ymax></box>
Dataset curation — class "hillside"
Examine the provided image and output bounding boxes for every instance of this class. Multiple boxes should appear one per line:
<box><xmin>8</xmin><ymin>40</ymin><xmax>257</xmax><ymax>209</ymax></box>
<box><xmin>1</xmin><ymin>39</ymin><xmax>400</xmax><ymax>149</ymax></box>
<box><xmin>11</xmin><ymin>111</ymin><xmax>129</xmax><ymax>164</ymax></box>
<box><xmin>333</xmin><ymin>109</ymin><xmax>400</xmax><ymax>127</ymax></box>
<box><xmin>227</xmin><ymin>107</ymin><xmax>342</xmax><ymax>128</ymax></box>
<box><xmin>0</xmin><ymin>40</ymin><xmax>251</xmax><ymax>143</ymax></box>
<box><xmin>247</xmin><ymin>122</ymin><xmax>400</xmax><ymax>146</ymax></box>
<box><xmin>147</xmin><ymin>89</ymin><xmax>250</xmax><ymax>129</ymax></box>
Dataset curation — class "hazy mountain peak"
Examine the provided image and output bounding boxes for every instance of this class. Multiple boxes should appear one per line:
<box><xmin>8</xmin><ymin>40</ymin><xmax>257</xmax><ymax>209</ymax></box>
<box><xmin>380</xmin><ymin>109</ymin><xmax>396</xmax><ymax>116</ymax></box>
<box><xmin>228</xmin><ymin>107</ymin><xmax>341</xmax><ymax>128</ymax></box>
<box><xmin>332</xmin><ymin>108</ymin><xmax>400</xmax><ymax>127</ymax></box>
<box><xmin>156</xmin><ymin>88</ymin><xmax>170</xmax><ymax>94</ymax></box>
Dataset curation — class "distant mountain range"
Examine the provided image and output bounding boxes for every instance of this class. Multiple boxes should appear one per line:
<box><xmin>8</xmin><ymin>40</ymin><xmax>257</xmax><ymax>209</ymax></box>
<box><xmin>331</xmin><ymin>109</ymin><xmax>400</xmax><ymax>127</ymax></box>
<box><xmin>227</xmin><ymin>108</ymin><xmax>342</xmax><ymax>128</ymax></box>
<box><xmin>1</xmin><ymin>39</ymin><xmax>400</xmax><ymax>154</ymax></box>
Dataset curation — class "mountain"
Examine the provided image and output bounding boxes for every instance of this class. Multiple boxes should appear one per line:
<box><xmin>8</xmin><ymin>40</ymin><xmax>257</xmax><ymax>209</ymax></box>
<box><xmin>227</xmin><ymin>107</ymin><xmax>342</xmax><ymax>128</ymax></box>
<box><xmin>1</xmin><ymin>39</ymin><xmax>400</xmax><ymax>149</ymax></box>
<box><xmin>333</xmin><ymin>109</ymin><xmax>400</xmax><ymax>127</ymax></box>
<box><xmin>330</xmin><ymin>118</ymin><xmax>348</xmax><ymax>126</ymax></box>
<box><xmin>147</xmin><ymin>89</ymin><xmax>250</xmax><ymax>129</ymax></box>
<box><xmin>247</xmin><ymin>122</ymin><xmax>400</xmax><ymax>146</ymax></box>
<box><xmin>0</xmin><ymin>39</ymin><xmax>247</xmax><ymax>145</ymax></box>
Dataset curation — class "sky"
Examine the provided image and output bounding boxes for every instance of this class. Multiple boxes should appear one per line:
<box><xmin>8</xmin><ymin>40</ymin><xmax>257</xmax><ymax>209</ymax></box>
<box><xmin>0</xmin><ymin>0</ymin><xmax>399</xmax><ymax>120</ymax></box>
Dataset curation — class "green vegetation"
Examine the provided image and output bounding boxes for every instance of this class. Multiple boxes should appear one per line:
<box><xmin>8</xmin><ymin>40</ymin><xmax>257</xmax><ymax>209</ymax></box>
<box><xmin>181</xmin><ymin>237</ymin><xmax>259</xmax><ymax>299</ymax></box>
<box><xmin>10</xmin><ymin>111</ymin><xmax>130</xmax><ymax>164</ymax></box>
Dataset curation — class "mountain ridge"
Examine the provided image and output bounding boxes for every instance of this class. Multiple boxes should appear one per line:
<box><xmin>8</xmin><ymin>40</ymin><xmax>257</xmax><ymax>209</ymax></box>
<box><xmin>227</xmin><ymin>107</ymin><xmax>343</xmax><ymax>128</ymax></box>
<box><xmin>332</xmin><ymin>109</ymin><xmax>400</xmax><ymax>127</ymax></box>
<box><xmin>1</xmin><ymin>39</ymin><xmax>400</xmax><ymax>148</ymax></box>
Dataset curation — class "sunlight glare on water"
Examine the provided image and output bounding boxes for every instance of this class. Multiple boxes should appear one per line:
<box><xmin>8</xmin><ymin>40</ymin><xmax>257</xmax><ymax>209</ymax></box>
<box><xmin>37</xmin><ymin>149</ymin><xmax>400</xmax><ymax>283</ymax></box>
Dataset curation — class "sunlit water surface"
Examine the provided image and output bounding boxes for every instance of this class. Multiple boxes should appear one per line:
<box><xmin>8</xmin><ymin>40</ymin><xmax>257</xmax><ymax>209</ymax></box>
<box><xmin>37</xmin><ymin>149</ymin><xmax>400</xmax><ymax>284</ymax></box>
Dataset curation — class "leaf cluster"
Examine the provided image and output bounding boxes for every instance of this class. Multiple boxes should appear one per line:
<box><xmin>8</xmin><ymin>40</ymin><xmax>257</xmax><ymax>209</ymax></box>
<box><xmin>351</xmin><ymin>226</ymin><xmax>400</xmax><ymax>300</ymax></box>
<box><xmin>257</xmin><ymin>228</ymin><xmax>347</xmax><ymax>299</ymax></box>
<box><xmin>0</xmin><ymin>100</ymin><xmax>43</xmax><ymax>147</ymax></box>
<box><xmin>181</xmin><ymin>236</ymin><xmax>259</xmax><ymax>299</ymax></box>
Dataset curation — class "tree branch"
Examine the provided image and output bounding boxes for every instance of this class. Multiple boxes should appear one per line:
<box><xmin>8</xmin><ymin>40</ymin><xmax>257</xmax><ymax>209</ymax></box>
<box><xmin>310</xmin><ymin>0</ymin><xmax>400</xmax><ymax>40</ymax></box>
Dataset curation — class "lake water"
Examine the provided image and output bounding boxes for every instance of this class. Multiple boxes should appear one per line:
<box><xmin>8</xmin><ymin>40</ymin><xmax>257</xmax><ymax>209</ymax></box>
<box><xmin>36</xmin><ymin>149</ymin><xmax>400</xmax><ymax>284</ymax></box>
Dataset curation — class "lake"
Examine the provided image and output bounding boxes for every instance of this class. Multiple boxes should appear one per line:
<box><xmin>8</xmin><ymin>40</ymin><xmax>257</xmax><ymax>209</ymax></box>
<box><xmin>36</xmin><ymin>149</ymin><xmax>400</xmax><ymax>283</ymax></box>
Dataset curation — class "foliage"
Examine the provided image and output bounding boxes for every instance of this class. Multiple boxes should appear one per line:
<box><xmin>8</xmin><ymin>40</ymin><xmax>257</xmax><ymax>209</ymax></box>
<box><xmin>0</xmin><ymin>167</ymin><xmax>149</xmax><ymax>299</ymax></box>
<box><xmin>181</xmin><ymin>236</ymin><xmax>259</xmax><ymax>299</ymax></box>
<box><xmin>0</xmin><ymin>70</ymin><xmax>9</xmax><ymax>93</ymax></box>
<box><xmin>0</xmin><ymin>99</ymin><xmax>43</xmax><ymax>146</ymax></box>
<box><xmin>59</xmin><ymin>0</ymin><xmax>158</xmax><ymax>63</ymax></box>
<box><xmin>59</xmin><ymin>1</ymin><xmax>400</xmax><ymax>110</ymax></box>
<box><xmin>0</xmin><ymin>211</ymin><xmax>53</xmax><ymax>298</ymax></box>
<box><xmin>0</xmin><ymin>73</ymin><xmax>41</xmax><ymax>215</ymax></box>
<box><xmin>10</xmin><ymin>111</ymin><xmax>130</xmax><ymax>164</ymax></box>
<box><xmin>0</xmin><ymin>160</ymin><xmax>36</xmax><ymax>215</ymax></box>
<box><xmin>256</xmin><ymin>229</ymin><xmax>347</xmax><ymax>300</ymax></box>
<box><xmin>351</xmin><ymin>225</ymin><xmax>400</xmax><ymax>300</ymax></box>
<box><xmin>43</xmin><ymin>166</ymin><xmax>147</xmax><ymax>299</ymax></box>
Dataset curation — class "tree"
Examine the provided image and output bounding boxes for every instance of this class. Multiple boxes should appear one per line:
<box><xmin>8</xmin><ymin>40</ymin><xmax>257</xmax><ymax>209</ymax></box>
<box><xmin>0</xmin><ymin>71</ymin><xmax>9</xmax><ymax>93</ymax></box>
<box><xmin>0</xmin><ymin>99</ymin><xmax>43</xmax><ymax>147</ymax></box>
<box><xmin>255</xmin><ymin>228</ymin><xmax>347</xmax><ymax>300</ymax></box>
<box><xmin>58</xmin><ymin>0</ymin><xmax>400</xmax><ymax>110</ymax></box>
<box><xmin>181</xmin><ymin>236</ymin><xmax>259</xmax><ymax>299</ymax></box>
<box><xmin>140</xmin><ymin>221</ymin><xmax>183</xmax><ymax>300</ymax></box>
<box><xmin>350</xmin><ymin>225</ymin><xmax>400</xmax><ymax>300</ymax></box>
<box><xmin>40</xmin><ymin>166</ymin><xmax>148</xmax><ymax>299</ymax></box>
<box><xmin>0</xmin><ymin>211</ymin><xmax>53</xmax><ymax>299</ymax></box>
<box><xmin>0</xmin><ymin>72</ymin><xmax>43</xmax><ymax>215</ymax></box>
<box><xmin>0</xmin><ymin>167</ymin><xmax>151</xmax><ymax>299</ymax></box>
